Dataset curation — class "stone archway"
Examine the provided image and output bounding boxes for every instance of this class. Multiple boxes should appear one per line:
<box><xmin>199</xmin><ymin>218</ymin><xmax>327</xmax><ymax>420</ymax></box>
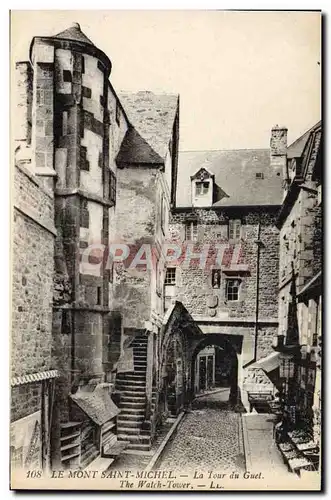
<box><xmin>190</xmin><ymin>334</ymin><xmax>239</xmax><ymax>405</ymax></box>
<box><xmin>157</xmin><ymin>330</ymin><xmax>187</xmax><ymax>421</ymax></box>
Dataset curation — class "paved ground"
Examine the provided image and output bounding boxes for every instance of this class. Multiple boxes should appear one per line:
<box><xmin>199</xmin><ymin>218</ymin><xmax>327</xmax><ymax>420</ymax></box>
<box><xmin>242</xmin><ymin>413</ymin><xmax>291</xmax><ymax>477</ymax></box>
<box><xmin>158</xmin><ymin>389</ymin><xmax>246</xmax><ymax>473</ymax></box>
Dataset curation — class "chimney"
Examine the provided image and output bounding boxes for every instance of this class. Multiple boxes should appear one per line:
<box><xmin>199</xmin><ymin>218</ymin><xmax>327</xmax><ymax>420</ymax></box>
<box><xmin>270</xmin><ymin>125</ymin><xmax>288</xmax><ymax>170</ymax></box>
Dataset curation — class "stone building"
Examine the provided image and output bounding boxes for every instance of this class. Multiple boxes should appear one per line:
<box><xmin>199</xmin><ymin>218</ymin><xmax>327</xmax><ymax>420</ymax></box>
<box><xmin>110</xmin><ymin>90</ymin><xmax>180</xmax><ymax>449</ymax></box>
<box><xmin>167</xmin><ymin>135</ymin><xmax>285</xmax><ymax>410</ymax></box>
<box><xmin>273</xmin><ymin>121</ymin><xmax>322</xmax><ymax>470</ymax></box>
<box><xmin>12</xmin><ymin>21</ymin><xmax>182</xmax><ymax>465</ymax></box>
<box><xmin>13</xmin><ymin>20</ymin><xmax>322</xmax><ymax>470</ymax></box>
<box><xmin>11</xmin><ymin>62</ymin><xmax>58</xmax><ymax>471</ymax></box>
<box><xmin>12</xmin><ymin>23</ymin><xmax>133</xmax><ymax>470</ymax></box>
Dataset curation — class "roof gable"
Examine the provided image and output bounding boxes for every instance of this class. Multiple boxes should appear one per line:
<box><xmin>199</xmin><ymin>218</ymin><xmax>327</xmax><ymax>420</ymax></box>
<box><xmin>116</xmin><ymin>126</ymin><xmax>164</xmax><ymax>165</ymax></box>
<box><xmin>191</xmin><ymin>167</ymin><xmax>215</xmax><ymax>181</ymax></box>
<box><xmin>118</xmin><ymin>91</ymin><xmax>178</xmax><ymax>163</ymax></box>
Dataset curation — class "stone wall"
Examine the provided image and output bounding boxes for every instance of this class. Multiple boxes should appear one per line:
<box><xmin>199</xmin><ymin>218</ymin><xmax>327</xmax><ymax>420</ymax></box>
<box><xmin>112</xmin><ymin>166</ymin><xmax>158</xmax><ymax>329</ymax></box>
<box><xmin>169</xmin><ymin>206</ymin><xmax>280</xmax><ymax>326</ymax></box>
<box><xmin>12</xmin><ymin>165</ymin><xmax>55</xmax><ymax>378</ymax></box>
<box><xmin>12</xmin><ymin>164</ymin><xmax>56</xmax><ymax>420</ymax></box>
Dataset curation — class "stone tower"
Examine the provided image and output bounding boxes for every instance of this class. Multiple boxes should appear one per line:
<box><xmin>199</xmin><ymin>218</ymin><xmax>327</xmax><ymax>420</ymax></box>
<box><xmin>28</xmin><ymin>22</ymin><xmax>125</xmax><ymax>421</ymax></box>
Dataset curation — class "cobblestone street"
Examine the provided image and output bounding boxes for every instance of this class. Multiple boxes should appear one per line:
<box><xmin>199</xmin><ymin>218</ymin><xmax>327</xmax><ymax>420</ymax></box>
<box><xmin>158</xmin><ymin>389</ymin><xmax>246</xmax><ymax>473</ymax></box>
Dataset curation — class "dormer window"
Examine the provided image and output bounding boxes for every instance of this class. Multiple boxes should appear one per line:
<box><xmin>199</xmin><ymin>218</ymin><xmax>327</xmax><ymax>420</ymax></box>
<box><xmin>195</xmin><ymin>181</ymin><xmax>209</xmax><ymax>195</ymax></box>
<box><xmin>191</xmin><ymin>167</ymin><xmax>214</xmax><ymax>207</ymax></box>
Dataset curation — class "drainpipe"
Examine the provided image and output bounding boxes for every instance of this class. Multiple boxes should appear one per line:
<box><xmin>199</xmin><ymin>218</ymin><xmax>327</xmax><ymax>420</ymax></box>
<box><xmin>254</xmin><ymin>223</ymin><xmax>261</xmax><ymax>361</ymax></box>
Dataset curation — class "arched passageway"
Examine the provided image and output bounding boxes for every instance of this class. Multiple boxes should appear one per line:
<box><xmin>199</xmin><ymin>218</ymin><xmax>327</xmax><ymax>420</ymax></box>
<box><xmin>159</xmin><ymin>334</ymin><xmax>186</xmax><ymax>419</ymax></box>
<box><xmin>190</xmin><ymin>334</ymin><xmax>239</xmax><ymax>405</ymax></box>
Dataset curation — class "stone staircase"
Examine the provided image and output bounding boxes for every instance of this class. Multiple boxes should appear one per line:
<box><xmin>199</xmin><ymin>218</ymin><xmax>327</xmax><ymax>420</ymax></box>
<box><xmin>115</xmin><ymin>333</ymin><xmax>152</xmax><ymax>451</ymax></box>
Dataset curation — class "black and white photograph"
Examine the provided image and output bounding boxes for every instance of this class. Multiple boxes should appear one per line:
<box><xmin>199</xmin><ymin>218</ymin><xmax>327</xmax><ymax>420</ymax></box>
<box><xmin>9</xmin><ymin>9</ymin><xmax>322</xmax><ymax>491</ymax></box>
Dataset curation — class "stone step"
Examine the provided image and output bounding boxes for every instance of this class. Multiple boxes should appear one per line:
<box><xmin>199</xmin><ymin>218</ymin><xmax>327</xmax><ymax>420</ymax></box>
<box><xmin>117</xmin><ymin>372</ymin><xmax>146</xmax><ymax>378</ymax></box>
<box><xmin>119</xmin><ymin>401</ymin><xmax>145</xmax><ymax>409</ymax></box>
<box><xmin>117</xmin><ymin>434</ymin><xmax>151</xmax><ymax>445</ymax></box>
<box><xmin>103</xmin><ymin>441</ymin><xmax>127</xmax><ymax>458</ymax></box>
<box><xmin>121</xmin><ymin>394</ymin><xmax>145</xmax><ymax>402</ymax></box>
<box><xmin>125</xmin><ymin>443</ymin><xmax>151</xmax><ymax>451</ymax></box>
<box><xmin>116</xmin><ymin>375</ymin><xmax>146</xmax><ymax>382</ymax></box>
<box><xmin>116</xmin><ymin>385</ymin><xmax>146</xmax><ymax>392</ymax></box>
<box><xmin>116</xmin><ymin>377</ymin><xmax>146</xmax><ymax>383</ymax></box>
<box><xmin>119</xmin><ymin>389</ymin><xmax>146</xmax><ymax>397</ymax></box>
<box><xmin>116</xmin><ymin>381</ymin><xmax>145</xmax><ymax>388</ymax></box>
<box><xmin>134</xmin><ymin>360</ymin><xmax>147</xmax><ymax>365</ymax></box>
<box><xmin>117</xmin><ymin>420</ymin><xmax>142</xmax><ymax>429</ymax></box>
<box><xmin>116</xmin><ymin>426</ymin><xmax>142</xmax><ymax>436</ymax></box>
<box><xmin>118</xmin><ymin>412</ymin><xmax>145</xmax><ymax>419</ymax></box>
<box><xmin>134</xmin><ymin>366</ymin><xmax>147</xmax><ymax>372</ymax></box>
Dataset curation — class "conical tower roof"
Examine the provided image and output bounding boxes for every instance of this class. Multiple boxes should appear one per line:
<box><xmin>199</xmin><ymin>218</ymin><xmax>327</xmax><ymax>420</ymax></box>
<box><xmin>55</xmin><ymin>22</ymin><xmax>94</xmax><ymax>46</ymax></box>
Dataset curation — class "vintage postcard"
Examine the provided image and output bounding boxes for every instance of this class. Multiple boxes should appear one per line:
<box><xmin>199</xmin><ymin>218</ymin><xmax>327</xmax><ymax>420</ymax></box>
<box><xmin>10</xmin><ymin>10</ymin><xmax>322</xmax><ymax>491</ymax></box>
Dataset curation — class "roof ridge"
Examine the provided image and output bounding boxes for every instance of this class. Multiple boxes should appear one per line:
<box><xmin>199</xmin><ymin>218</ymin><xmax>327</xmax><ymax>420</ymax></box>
<box><xmin>179</xmin><ymin>148</ymin><xmax>269</xmax><ymax>153</ymax></box>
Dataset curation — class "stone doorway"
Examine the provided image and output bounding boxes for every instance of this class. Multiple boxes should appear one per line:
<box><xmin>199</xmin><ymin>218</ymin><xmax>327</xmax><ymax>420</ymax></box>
<box><xmin>191</xmin><ymin>334</ymin><xmax>239</xmax><ymax>404</ymax></box>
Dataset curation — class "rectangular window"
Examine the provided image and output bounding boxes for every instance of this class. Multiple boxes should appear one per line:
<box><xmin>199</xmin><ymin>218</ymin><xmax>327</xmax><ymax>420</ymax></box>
<box><xmin>116</xmin><ymin>101</ymin><xmax>120</xmax><ymax>126</ymax></box>
<box><xmin>62</xmin><ymin>111</ymin><xmax>68</xmax><ymax>136</ymax></box>
<box><xmin>109</xmin><ymin>170</ymin><xmax>116</xmax><ymax>203</ymax></box>
<box><xmin>79</xmin><ymin>240</ymin><xmax>89</xmax><ymax>249</ymax></box>
<box><xmin>97</xmin><ymin>286</ymin><xmax>102</xmax><ymax>306</ymax></box>
<box><xmin>212</xmin><ymin>269</ymin><xmax>221</xmax><ymax>289</ymax></box>
<box><xmin>80</xmin><ymin>199</ymin><xmax>89</xmax><ymax>229</ymax></box>
<box><xmin>165</xmin><ymin>268</ymin><xmax>176</xmax><ymax>285</ymax></box>
<box><xmin>63</xmin><ymin>70</ymin><xmax>72</xmax><ymax>82</ymax></box>
<box><xmin>82</xmin><ymin>86</ymin><xmax>92</xmax><ymax>98</ymax></box>
<box><xmin>80</xmin><ymin>146</ymin><xmax>89</xmax><ymax>171</ymax></box>
<box><xmin>98</xmin><ymin>151</ymin><xmax>103</xmax><ymax>168</ymax></box>
<box><xmin>228</xmin><ymin>219</ymin><xmax>241</xmax><ymax>240</ymax></box>
<box><xmin>81</xmin><ymin>56</ymin><xmax>85</xmax><ymax>74</ymax></box>
<box><xmin>226</xmin><ymin>279</ymin><xmax>241</xmax><ymax>301</ymax></box>
<box><xmin>61</xmin><ymin>310</ymin><xmax>71</xmax><ymax>334</ymax></box>
<box><xmin>255</xmin><ymin>172</ymin><xmax>264</xmax><ymax>179</ymax></box>
<box><xmin>195</xmin><ymin>181</ymin><xmax>209</xmax><ymax>195</ymax></box>
<box><xmin>185</xmin><ymin>221</ymin><xmax>198</xmax><ymax>241</ymax></box>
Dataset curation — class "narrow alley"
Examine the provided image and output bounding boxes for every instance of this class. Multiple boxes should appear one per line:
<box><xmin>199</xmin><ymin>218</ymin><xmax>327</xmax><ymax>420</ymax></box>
<box><xmin>158</xmin><ymin>389</ymin><xmax>246</xmax><ymax>473</ymax></box>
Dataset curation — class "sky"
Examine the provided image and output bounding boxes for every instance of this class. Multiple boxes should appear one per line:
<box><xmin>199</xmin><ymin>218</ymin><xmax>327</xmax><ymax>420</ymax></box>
<box><xmin>11</xmin><ymin>10</ymin><xmax>321</xmax><ymax>151</ymax></box>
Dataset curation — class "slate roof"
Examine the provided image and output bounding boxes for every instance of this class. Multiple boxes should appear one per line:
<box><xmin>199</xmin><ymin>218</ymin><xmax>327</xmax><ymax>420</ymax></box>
<box><xmin>117</xmin><ymin>91</ymin><xmax>178</xmax><ymax>164</ymax></box>
<box><xmin>55</xmin><ymin>22</ymin><xmax>94</xmax><ymax>46</ymax></box>
<box><xmin>116</xmin><ymin>126</ymin><xmax>163</xmax><ymax>165</ymax></box>
<box><xmin>70</xmin><ymin>384</ymin><xmax>120</xmax><ymax>426</ymax></box>
<box><xmin>176</xmin><ymin>149</ymin><xmax>283</xmax><ymax>207</ymax></box>
<box><xmin>287</xmin><ymin>121</ymin><xmax>321</xmax><ymax>159</ymax></box>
